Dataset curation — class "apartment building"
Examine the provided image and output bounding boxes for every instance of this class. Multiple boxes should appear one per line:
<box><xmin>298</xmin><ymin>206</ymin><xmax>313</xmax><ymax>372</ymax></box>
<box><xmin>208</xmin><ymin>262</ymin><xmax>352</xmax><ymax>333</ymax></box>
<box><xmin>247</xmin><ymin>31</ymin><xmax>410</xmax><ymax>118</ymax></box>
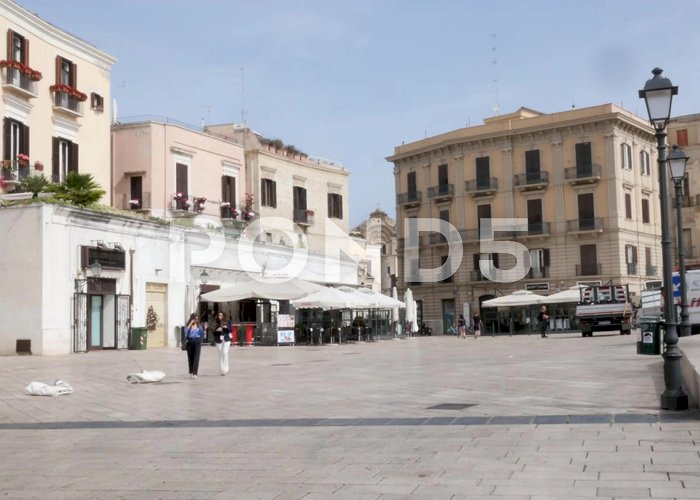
<box><xmin>112</xmin><ymin>118</ymin><xmax>246</xmax><ymax>223</ymax></box>
<box><xmin>352</xmin><ymin>209</ymin><xmax>398</xmax><ymax>295</ymax></box>
<box><xmin>667</xmin><ymin>114</ymin><xmax>700</xmax><ymax>270</ymax></box>
<box><xmin>205</xmin><ymin>124</ymin><xmax>350</xmax><ymax>255</ymax></box>
<box><xmin>387</xmin><ymin>104</ymin><xmax>662</xmax><ymax>333</ymax></box>
<box><xmin>0</xmin><ymin>0</ymin><xmax>115</xmax><ymax>199</ymax></box>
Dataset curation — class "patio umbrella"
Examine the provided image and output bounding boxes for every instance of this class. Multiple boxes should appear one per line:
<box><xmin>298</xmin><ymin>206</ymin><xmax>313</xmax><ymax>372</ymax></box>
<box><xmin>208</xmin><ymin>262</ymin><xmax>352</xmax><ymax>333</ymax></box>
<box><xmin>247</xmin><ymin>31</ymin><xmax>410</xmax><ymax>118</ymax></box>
<box><xmin>405</xmin><ymin>288</ymin><xmax>419</xmax><ymax>333</ymax></box>
<box><xmin>339</xmin><ymin>287</ymin><xmax>405</xmax><ymax>309</ymax></box>
<box><xmin>200</xmin><ymin>276</ymin><xmax>324</xmax><ymax>302</ymax></box>
<box><xmin>538</xmin><ymin>285</ymin><xmax>585</xmax><ymax>304</ymax></box>
<box><xmin>482</xmin><ymin>290</ymin><xmax>547</xmax><ymax>307</ymax></box>
<box><xmin>290</xmin><ymin>286</ymin><xmax>371</xmax><ymax>310</ymax></box>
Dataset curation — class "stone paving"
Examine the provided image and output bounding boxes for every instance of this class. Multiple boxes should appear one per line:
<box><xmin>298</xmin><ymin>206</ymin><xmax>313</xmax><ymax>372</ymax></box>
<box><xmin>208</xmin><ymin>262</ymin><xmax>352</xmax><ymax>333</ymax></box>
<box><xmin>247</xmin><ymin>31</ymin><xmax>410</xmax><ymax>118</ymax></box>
<box><xmin>1</xmin><ymin>332</ymin><xmax>700</xmax><ymax>499</ymax></box>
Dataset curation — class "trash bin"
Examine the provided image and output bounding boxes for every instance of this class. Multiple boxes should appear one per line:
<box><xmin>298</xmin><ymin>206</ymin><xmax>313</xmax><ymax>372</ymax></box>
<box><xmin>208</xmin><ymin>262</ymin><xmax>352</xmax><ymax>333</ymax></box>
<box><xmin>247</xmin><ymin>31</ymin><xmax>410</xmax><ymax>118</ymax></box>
<box><xmin>129</xmin><ymin>327</ymin><xmax>148</xmax><ymax>350</ymax></box>
<box><xmin>637</xmin><ymin>317</ymin><xmax>661</xmax><ymax>355</ymax></box>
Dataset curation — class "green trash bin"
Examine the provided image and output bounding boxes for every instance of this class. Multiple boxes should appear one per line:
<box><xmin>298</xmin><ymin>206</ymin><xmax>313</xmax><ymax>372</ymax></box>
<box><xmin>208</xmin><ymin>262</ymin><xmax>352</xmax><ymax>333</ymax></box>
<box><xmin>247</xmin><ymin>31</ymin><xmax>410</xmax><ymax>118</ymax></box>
<box><xmin>637</xmin><ymin>317</ymin><xmax>661</xmax><ymax>355</ymax></box>
<box><xmin>129</xmin><ymin>327</ymin><xmax>148</xmax><ymax>350</ymax></box>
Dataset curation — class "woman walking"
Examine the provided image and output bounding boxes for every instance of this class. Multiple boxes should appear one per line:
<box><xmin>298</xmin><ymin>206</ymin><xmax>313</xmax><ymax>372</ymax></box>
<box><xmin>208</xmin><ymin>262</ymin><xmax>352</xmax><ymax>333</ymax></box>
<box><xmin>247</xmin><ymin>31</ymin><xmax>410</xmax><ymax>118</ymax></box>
<box><xmin>214</xmin><ymin>311</ymin><xmax>231</xmax><ymax>376</ymax></box>
<box><xmin>472</xmin><ymin>312</ymin><xmax>482</xmax><ymax>339</ymax></box>
<box><xmin>185</xmin><ymin>313</ymin><xmax>206</xmax><ymax>378</ymax></box>
<box><xmin>458</xmin><ymin>314</ymin><xmax>467</xmax><ymax>339</ymax></box>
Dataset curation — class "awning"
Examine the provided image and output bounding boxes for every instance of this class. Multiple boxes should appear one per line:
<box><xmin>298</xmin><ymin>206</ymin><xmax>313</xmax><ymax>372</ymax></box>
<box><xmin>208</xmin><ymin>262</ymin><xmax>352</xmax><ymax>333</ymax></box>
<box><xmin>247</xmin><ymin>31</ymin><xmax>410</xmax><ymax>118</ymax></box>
<box><xmin>200</xmin><ymin>277</ymin><xmax>325</xmax><ymax>302</ymax></box>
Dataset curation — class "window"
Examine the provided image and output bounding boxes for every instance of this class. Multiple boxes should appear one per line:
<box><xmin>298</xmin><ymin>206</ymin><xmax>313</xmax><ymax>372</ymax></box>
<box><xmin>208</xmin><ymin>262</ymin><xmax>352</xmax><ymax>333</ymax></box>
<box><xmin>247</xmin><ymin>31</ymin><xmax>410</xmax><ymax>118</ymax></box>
<box><xmin>3</xmin><ymin>117</ymin><xmax>29</xmax><ymax>162</ymax></box>
<box><xmin>624</xmin><ymin>192</ymin><xmax>632</xmax><ymax>220</ymax></box>
<box><xmin>293</xmin><ymin>186</ymin><xmax>307</xmax><ymax>211</ymax></box>
<box><xmin>645</xmin><ymin>247</ymin><xmax>653</xmax><ymax>275</ymax></box>
<box><xmin>57</xmin><ymin>56</ymin><xmax>75</xmax><ymax>86</ymax></box>
<box><xmin>476</xmin><ymin>156</ymin><xmax>490</xmax><ymax>188</ymax></box>
<box><xmin>51</xmin><ymin>137</ymin><xmax>78</xmax><ymax>183</ymax></box>
<box><xmin>407</xmin><ymin>171</ymin><xmax>416</xmax><ymax>194</ymax></box>
<box><xmin>625</xmin><ymin>245</ymin><xmax>638</xmax><ymax>275</ymax></box>
<box><xmin>527</xmin><ymin>199</ymin><xmax>543</xmax><ymax>233</ymax></box>
<box><xmin>174</xmin><ymin>162</ymin><xmax>188</xmax><ymax>209</ymax></box>
<box><xmin>438</xmin><ymin>163</ymin><xmax>448</xmax><ymax>185</ymax></box>
<box><xmin>440</xmin><ymin>255</ymin><xmax>453</xmax><ymax>283</ymax></box>
<box><xmin>130</xmin><ymin>176</ymin><xmax>143</xmax><ymax>209</ymax></box>
<box><xmin>575</xmin><ymin>142</ymin><xmax>592</xmax><ymax>175</ymax></box>
<box><xmin>473</xmin><ymin>252</ymin><xmax>499</xmax><ymax>280</ymax></box>
<box><xmin>221</xmin><ymin>175</ymin><xmax>236</xmax><ymax>205</ymax></box>
<box><xmin>578</xmin><ymin>193</ymin><xmax>594</xmax><ymax>230</ymax></box>
<box><xmin>328</xmin><ymin>193</ymin><xmax>343</xmax><ymax>219</ymax></box>
<box><xmin>640</xmin><ymin>150</ymin><xmax>650</xmax><ymax>176</ymax></box>
<box><xmin>529</xmin><ymin>248</ymin><xmax>550</xmax><ymax>279</ymax></box>
<box><xmin>677</xmin><ymin>129</ymin><xmax>689</xmax><ymax>147</ymax></box>
<box><xmin>6</xmin><ymin>30</ymin><xmax>29</xmax><ymax>89</ymax></box>
<box><xmin>525</xmin><ymin>149</ymin><xmax>541</xmax><ymax>181</ymax></box>
<box><xmin>90</xmin><ymin>92</ymin><xmax>104</xmax><ymax>112</ymax></box>
<box><xmin>579</xmin><ymin>244</ymin><xmax>598</xmax><ymax>276</ymax></box>
<box><xmin>641</xmin><ymin>198</ymin><xmax>650</xmax><ymax>224</ymax></box>
<box><xmin>621</xmin><ymin>143</ymin><xmax>632</xmax><ymax>170</ymax></box>
<box><xmin>477</xmin><ymin>204</ymin><xmax>491</xmax><ymax>238</ymax></box>
<box><xmin>261</xmin><ymin>178</ymin><xmax>277</xmax><ymax>207</ymax></box>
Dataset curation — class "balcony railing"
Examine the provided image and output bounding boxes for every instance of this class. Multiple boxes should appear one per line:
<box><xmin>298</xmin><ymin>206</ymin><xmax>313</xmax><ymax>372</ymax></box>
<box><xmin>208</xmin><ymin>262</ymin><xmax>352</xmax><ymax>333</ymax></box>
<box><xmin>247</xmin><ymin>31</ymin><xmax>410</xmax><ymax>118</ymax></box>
<box><xmin>567</xmin><ymin>217</ymin><xmax>604</xmax><ymax>233</ymax></box>
<box><xmin>526</xmin><ymin>267</ymin><xmax>549</xmax><ymax>279</ymax></box>
<box><xmin>524</xmin><ymin>222</ymin><xmax>550</xmax><ymax>236</ymax></box>
<box><xmin>397</xmin><ymin>191</ymin><xmax>421</xmax><ymax>206</ymax></box>
<box><xmin>2</xmin><ymin>68</ymin><xmax>37</xmax><ymax>97</ymax></box>
<box><xmin>576</xmin><ymin>263</ymin><xmax>602</xmax><ymax>276</ymax></box>
<box><xmin>672</xmin><ymin>194</ymin><xmax>700</xmax><ymax>208</ymax></box>
<box><xmin>564</xmin><ymin>165</ymin><xmax>602</xmax><ymax>183</ymax></box>
<box><xmin>427</xmin><ymin>183</ymin><xmax>454</xmax><ymax>200</ymax></box>
<box><xmin>1</xmin><ymin>160</ymin><xmax>31</xmax><ymax>183</ymax></box>
<box><xmin>122</xmin><ymin>192</ymin><xmax>151</xmax><ymax>211</ymax></box>
<box><xmin>627</xmin><ymin>263</ymin><xmax>638</xmax><ymax>275</ymax></box>
<box><xmin>514</xmin><ymin>170</ymin><xmax>549</xmax><ymax>189</ymax></box>
<box><xmin>645</xmin><ymin>265</ymin><xmax>657</xmax><ymax>276</ymax></box>
<box><xmin>465</xmin><ymin>177</ymin><xmax>498</xmax><ymax>195</ymax></box>
<box><xmin>293</xmin><ymin>209</ymin><xmax>315</xmax><ymax>226</ymax></box>
<box><xmin>459</xmin><ymin>229</ymin><xmax>479</xmax><ymax>242</ymax></box>
<box><xmin>53</xmin><ymin>91</ymin><xmax>83</xmax><ymax>116</ymax></box>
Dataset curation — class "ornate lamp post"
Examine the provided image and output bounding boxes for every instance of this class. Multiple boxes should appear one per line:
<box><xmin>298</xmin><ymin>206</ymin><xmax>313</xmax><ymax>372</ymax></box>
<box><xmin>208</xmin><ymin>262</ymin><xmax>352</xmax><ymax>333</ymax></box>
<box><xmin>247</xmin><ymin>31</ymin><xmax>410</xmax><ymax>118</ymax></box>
<box><xmin>639</xmin><ymin>68</ymin><xmax>688</xmax><ymax>410</ymax></box>
<box><xmin>668</xmin><ymin>145</ymin><xmax>691</xmax><ymax>337</ymax></box>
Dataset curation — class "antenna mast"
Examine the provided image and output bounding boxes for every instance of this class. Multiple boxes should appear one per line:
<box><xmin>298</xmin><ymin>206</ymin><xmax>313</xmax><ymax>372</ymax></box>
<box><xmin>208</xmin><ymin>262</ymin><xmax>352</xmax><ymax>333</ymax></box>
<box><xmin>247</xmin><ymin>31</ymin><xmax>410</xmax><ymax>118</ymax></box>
<box><xmin>491</xmin><ymin>33</ymin><xmax>501</xmax><ymax>115</ymax></box>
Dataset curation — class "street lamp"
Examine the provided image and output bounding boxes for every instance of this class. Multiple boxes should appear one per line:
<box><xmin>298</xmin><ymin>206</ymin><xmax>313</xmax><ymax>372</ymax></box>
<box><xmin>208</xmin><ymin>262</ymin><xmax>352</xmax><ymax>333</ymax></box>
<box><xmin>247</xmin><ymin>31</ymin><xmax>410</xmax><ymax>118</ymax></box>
<box><xmin>639</xmin><ymin>68</ymin><xmax>688</xmax><ymax>410</ymax></box>
<box><xmin>74</xmin><ymin>260</ymin><xmax>103</xmax><ymax>292</ymax></box>
<box><xmin>199</xmin><ymin>269</ymin><xmax>209</xmax><ymax>285</ymax></box>
<box><xmin>668</xmin><ymin>145</ymin><xmax>691</xmax><ymax>338</ymax></box>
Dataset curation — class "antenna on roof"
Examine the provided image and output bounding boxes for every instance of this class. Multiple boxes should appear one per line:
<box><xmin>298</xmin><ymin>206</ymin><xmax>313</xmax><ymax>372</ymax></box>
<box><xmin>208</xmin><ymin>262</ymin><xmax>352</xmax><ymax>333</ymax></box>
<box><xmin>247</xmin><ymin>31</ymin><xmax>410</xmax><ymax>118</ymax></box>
<box><xmin>240</xmin><ymin>67</ymin><xmax>246</xmax><ymax>126</ymax></box>
<box><xmin>491</xmin><ymin>33</ymin><xmax>501</xmax><ymax>115</ymax></box>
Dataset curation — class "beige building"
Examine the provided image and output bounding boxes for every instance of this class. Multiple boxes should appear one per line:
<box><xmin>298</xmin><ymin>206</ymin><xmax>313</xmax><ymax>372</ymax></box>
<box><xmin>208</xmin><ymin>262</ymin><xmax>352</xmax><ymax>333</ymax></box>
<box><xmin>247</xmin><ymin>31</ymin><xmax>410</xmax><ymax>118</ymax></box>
<box><xmin>387</xmin><ymin>104</ymin><xmax>663</xmax><ymax>334</ymax></box>
<box><xmin>352</xmin><ymin>209</ymin><xmax>398</xmax><ymax>295</ymax></box>
<box><xmin>112</xmin><ymin>118</ymin><xmax>246</xmax><ymax>222</ymax></box>
<box><xmin>0</xmin><ymin>0</ymin><xmax>115</xmax><ymax>199</ymax></box>
<box><xmin>667</xmin><ymin>114</ymin><xmax>700</xmax><ymax>270</ymax></box>
<box><xmin>205</xmin><ymin>124</ymin><xmax>350</xmax><ymax>255</ymax></box>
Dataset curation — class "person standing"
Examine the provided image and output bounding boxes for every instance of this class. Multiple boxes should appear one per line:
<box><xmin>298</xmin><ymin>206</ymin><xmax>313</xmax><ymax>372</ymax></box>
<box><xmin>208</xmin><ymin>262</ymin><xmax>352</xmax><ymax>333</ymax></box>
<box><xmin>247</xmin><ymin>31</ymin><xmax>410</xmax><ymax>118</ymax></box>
<box><xmin>538</xmin><ymin>306</ymin><xmax>550</xmax><ymax>338</ymax></box>
<box><xmin>214</xmin><ymin>311</ymin><xmax>231</xmax><ymax>376</ymax></box>
<box><xmin>457</xmin><ymin>314</ymin><xmax>467</xmax><ymax>339</ymax></box>
<box><xmin>472</xmin><ymin>312</ymin><xmax>482</xmax><ymax>339</ymax></box>
<box><xmin>185</xmin><ymin>313</ymin><xmax>206</xmax><ymax>378</ymax></box>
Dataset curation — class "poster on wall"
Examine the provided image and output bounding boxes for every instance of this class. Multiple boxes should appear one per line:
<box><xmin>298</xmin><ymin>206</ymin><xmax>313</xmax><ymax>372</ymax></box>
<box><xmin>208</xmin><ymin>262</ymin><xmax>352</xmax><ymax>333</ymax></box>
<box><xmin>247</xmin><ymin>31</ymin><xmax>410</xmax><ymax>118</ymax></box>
<box><xmin>277</xmin><ymin>314</ymin><xmax>295</xmax><ymax>345</ymax></box>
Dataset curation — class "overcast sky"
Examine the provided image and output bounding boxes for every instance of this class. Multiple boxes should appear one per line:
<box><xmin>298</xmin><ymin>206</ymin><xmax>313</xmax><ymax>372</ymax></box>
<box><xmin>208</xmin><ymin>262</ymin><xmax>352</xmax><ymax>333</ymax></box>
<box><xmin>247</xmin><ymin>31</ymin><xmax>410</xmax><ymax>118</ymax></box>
<box><xmin>18</xmin><ymin>0</ymin><xmax>700</xmax><ymax>226</ymax></box>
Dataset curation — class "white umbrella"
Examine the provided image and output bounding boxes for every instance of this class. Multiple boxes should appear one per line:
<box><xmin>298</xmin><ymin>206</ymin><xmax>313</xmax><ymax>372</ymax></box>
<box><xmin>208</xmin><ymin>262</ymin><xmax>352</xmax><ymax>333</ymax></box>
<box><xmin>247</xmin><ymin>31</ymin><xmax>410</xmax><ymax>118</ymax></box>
<box><xmin>539</xmin><ymin>285</ymin><xmax>584</xmax><ymax>304</ymax></box>
<box><xmin>404</xmin><ymin>288</ymin><xmax>419</xmax><ymax>333</ymax></box>
<box><xmin>291</xmin><ymin>287</ymin><xmax>370</xmax><ymax>310</ymax></box>
<box><xmin>200</xmin><ymin>277</ymin><xmax>324</xmax><ymax>302</ymax></box>
<box><xmin>392</xmin><ymin>287</ymin><xmax>400</xmax><ymax>323</ymax></box>
<box><xmin>339</xmin><ymin>287</ymin><xmax>405</xmax><ymax>309</ymax></box>
<box><xmin>482</xmin><ymin>290</ymin><xmax>547</xmax><ymax>307</ymax></box>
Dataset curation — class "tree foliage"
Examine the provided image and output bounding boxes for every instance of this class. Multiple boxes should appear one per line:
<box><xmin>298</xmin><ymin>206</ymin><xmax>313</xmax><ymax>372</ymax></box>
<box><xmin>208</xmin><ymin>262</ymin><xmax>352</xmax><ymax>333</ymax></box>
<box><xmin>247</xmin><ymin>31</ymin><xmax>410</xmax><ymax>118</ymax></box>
<box><xmin>50</xmin><ymin>172</ymin><xmax>105</xmax><ymax>206</ymax></box>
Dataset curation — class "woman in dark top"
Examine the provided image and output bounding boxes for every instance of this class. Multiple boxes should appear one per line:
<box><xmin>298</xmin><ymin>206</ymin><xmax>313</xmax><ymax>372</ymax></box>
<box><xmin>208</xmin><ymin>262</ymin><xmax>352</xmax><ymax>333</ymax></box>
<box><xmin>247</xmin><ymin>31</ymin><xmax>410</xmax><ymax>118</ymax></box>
<box><xmin>214</xmin><ymin>311</ymin><xmax>231</xmax><ymax>376</ymax></box>
<box><xmin>185</xmin><ymin>313</ymin><xmax>206</xmax><ymax>378</ymax></box>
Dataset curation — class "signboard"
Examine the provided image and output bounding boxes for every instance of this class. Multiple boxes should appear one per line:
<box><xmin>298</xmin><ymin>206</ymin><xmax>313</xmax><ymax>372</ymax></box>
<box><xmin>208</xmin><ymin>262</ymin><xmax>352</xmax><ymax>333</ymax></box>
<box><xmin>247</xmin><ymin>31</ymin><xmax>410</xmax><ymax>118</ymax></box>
<box><xmin>277</xmin><ymin>330</ymin><xmax>295</xmax><ymax>344</ymax></box>
<box><xmin>278</xmin><ymin>314</ymin><xmax>295</xmax><ymax>329</ymax></box>
<box><xmin>526</xmin><ymin>283</ymin><xmax>549</xmax><ymax>291</ymax></box>
<box><xmin>80</xmin><ymin>245</ymin><xmax>126</xmax><ymax>270</ymax></box>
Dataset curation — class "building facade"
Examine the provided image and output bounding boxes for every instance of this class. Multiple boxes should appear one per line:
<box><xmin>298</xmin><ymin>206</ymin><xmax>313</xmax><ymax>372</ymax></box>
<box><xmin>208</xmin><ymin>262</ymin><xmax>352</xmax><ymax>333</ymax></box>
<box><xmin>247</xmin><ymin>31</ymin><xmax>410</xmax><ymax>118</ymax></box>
<box><xmin>667</xmin><ymin>114</ymin><xmax>700</xmax><ymax>270</ymax></box>
<box><xmin>0</xmin><ymin>0</ymin><xmax>115</xmax><ymax>199</ymax></box>
<box><xmin>388</xmin><ymin>104</ymin><xmax>662</xmax><ymax>334</ymax></box>
<box><xmin>352</xmin><ymin>209</ymin><xmax>398</xmax><ymax>295</ymax></box>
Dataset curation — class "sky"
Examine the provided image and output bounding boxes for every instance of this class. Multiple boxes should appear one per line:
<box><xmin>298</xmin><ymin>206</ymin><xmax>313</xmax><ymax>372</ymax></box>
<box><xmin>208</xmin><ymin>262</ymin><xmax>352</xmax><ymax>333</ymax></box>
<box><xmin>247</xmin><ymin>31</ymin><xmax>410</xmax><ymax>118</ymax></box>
<box><xmin>16</xmin><ymin>0</ymin><xmax>700</xmax><ymax>227</ymax></box>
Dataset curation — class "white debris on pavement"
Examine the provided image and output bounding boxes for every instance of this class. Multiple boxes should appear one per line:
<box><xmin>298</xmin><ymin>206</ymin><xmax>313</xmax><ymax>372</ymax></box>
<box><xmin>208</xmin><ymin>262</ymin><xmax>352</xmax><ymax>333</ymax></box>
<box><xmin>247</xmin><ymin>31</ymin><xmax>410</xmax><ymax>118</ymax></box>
<box><xmin>24</xmin><ymin>380</ymin><xmax>73</xmax><ymax>396</ymax></box>
<box><xmin>126</xmin><ymin>370</ymin><xmax>166</xmax><ymax>384</ymax></box>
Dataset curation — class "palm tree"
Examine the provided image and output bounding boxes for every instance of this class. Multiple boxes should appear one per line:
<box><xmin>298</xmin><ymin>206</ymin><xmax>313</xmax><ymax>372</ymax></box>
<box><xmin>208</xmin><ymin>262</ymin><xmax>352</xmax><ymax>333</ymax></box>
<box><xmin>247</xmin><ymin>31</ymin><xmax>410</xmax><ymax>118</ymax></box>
<box><xmin>50</xmin><ymin>172</ymin><xmax>105</xmax><ymax>206</ymax></box>
<box><xmin>17</xmin><ymin>174</ymin><xmax>50</xmax><ymax>199</ymax></box>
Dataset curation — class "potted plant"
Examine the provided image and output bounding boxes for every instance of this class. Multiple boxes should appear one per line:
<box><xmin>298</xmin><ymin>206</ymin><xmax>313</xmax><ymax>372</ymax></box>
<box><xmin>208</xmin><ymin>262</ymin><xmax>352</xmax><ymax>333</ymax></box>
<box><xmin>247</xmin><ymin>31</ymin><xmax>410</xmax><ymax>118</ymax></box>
<box><xmin>194</xmin><ymin>197</ymin><xmax>206</xmax><ymax>213</ymax></box>
<box><xmin>33</xmin><ymin>161</ymin><xmax>43</xmax><ymax>171</ymax></box>
<box><xmin>16</xmin><ymin>153</ymin><xmax>29</xmax><ymax>166</ymax></box>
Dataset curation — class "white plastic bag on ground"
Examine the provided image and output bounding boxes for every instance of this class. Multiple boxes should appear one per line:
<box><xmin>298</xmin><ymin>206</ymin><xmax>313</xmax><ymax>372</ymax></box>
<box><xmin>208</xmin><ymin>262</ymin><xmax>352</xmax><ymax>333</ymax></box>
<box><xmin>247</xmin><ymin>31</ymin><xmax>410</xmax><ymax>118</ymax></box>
<box><xmin>25</xmin><ymin>380</ymin><xmax>73</xmax><ymax>396</ymax></box>
<box><xmin>126</xmin><ymin>370</ymin><xmax>166</xmax><ymax>384</ymax></box>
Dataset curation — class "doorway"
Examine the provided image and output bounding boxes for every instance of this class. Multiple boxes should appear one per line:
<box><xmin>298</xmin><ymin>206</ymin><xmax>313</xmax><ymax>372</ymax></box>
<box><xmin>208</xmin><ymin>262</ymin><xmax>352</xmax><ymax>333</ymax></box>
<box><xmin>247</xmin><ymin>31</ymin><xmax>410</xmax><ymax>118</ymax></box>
<box><xmin>88</xmin><ymin>295</ymin><xmax>103</xmax><ymax>350</ymax></box>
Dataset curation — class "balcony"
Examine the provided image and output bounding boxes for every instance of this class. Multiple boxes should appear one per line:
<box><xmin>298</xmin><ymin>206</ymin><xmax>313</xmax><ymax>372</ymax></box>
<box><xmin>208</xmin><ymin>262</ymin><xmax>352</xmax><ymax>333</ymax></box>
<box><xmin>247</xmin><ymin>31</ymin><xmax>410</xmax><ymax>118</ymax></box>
<box><xmin>427</xmin><ymin>183</ymin><xmax>454</xmax><ymax>201</ymax></box>
<box><xmin>171</xmin><ymin>193</ymin><xmax>197</xmax><ymax>216</ymax></box>
<box><xmin>576</xmin><ymin>263</ymin><xmax>602</xmax><ymax>276</ymax></box>
<box><xmin>469</xmin><ymin>270</ymin><xmax>489</xmax><ymax>282</ymax></box>
<box><xmin>566</xmin><ymin>217</ymin><xmax>604</xmax><ymax>234</ymax></box>
<box><xmin>627</xmin><ymin>263</ymin><xmax>638</xmax><ymax>275</ymax></box>
<box><xmin>1</xmin><ymin>160</ymin><xmax>31</xmax><ymax>187</ymax></box>
<box><xmin>465</xmin><ymin>178</ymin><xmax>498</xmax><ymax>197</ymax></box>
<box><xmin>564</xmin><ymin>165</ymin><xmax>602</xmax><ymax>185</ymax></box>
<box><xmin>293</xmin><ymin>209</ymin><xmax>315</xmax><ymax>227</ymax></box>
<box><xmin>514</xmin><ymin>171</ymin><xmax>549</xmax><ymax>191</ymax></box>
<box><xmin>122</xmin><ymin>192</ymin><xmax>151</xmax><ymax>211</ymax></box>
<box><xmin>53</xmin><ymin>90</ymin><xmax>84</xmax><ymax>117</ymax></box>
<box><xmin>526</xmin><ymin>267</ymin><xmax>549</xmax><ymax>279</ymax></box>
<box><xmin>2</xmin><ymin>67</ymin><xmax>37</xmax><ymax>98</ymax></box>
<box><xmin>646</xmin><ymin>265</ymin><xmax>657</xmax><ymax>276</ymax></box>
<box><xmin>459</xmin><ymin>229</ymin><xmax>479</xmax><ymax>243</ymax></box>
<box><xmin>397</xmin><ymin>190</ymin><xmax>421</xmax><ymax>207</ymax></box>
<box><xmin>521</xmin><ymin>222</ymin><xmax>551</xmax><ymax>238</ymax></box>
<box><xmin>672</xmin><ymin>194</ymin><xmax>700</xmax><ymax>209</ymax></box>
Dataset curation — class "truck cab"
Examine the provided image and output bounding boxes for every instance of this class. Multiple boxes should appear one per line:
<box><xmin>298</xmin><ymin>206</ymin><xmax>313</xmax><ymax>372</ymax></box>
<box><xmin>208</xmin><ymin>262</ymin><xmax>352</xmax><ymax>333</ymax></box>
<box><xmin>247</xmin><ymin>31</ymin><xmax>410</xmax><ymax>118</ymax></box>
<box><xmin>575</xmin><ymin>284</ymin><xmax>633</xmax><ymax>337</ymax></box>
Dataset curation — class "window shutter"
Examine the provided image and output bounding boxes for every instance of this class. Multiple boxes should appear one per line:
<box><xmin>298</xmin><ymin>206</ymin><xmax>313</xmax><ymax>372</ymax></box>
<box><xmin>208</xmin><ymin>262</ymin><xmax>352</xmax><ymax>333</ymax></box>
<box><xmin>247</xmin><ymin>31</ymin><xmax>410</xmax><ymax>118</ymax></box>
<box><xmin>23</xmin><ymin>37</ymin><xmax>28</xmax><ymax>65</ymax></box>
<box><xmin>52</xmin><ymin>137</ymin><xmax>59</xmax><ymax>180</ymax></box>
<box><xmin>272</xmin><ymin>180</ymin><xmax>277</xmax><ymax>208</ymax></box>
<box><xmin>71</xmin><ymin>62</ymin><xmax>77</xmax><ymax>88</ymax></box>
<box><xmin>327</xmin><ymin>193</ymin><xmax>332</xmax><ymax>215</ymax></box>
<box><xmin>21</xmin><ymin>123</ymin><xmax>29</xmax><ymax>156</ymax></box>
<box><xmin>3</xmin><ymin>118</ymin><xmax>10</xmax><ymax>161</ymax></box>
<box><xmin>55</xmin><ymin>56</ymin><xmax>61</xmax><ymax>84</ymax></box>
<box><xmin>543</xmin><ymin>248</ymin><xmax>550</xmax><ymax>267</ymax></box>
<box><xmin>68</xmin><ymin>142</ymin><xmax>78</xmax><ymax>172</ymax></box>
<box><xmin>632</xmin><ymin>246</ymin><xmax>638</xmax><ymax>264</ymax></box>
<box><xmin>221</xmin><ymin>175</ymin><xmax>226</xmax><ymax>203</ymax></box>
<box><xmin>338</xmin><ymin>195</ymin><xmax>343</xmax><ymax>219</ymax></box>
<box><xmin>6</xmin><ymin>30</ymin><xmax>12</xmax><ymax>60</ymax></box>
<box><xmin>473</xmin><ymin>254</ymin><xmax>480</xmax><ymax>270</ymax></box>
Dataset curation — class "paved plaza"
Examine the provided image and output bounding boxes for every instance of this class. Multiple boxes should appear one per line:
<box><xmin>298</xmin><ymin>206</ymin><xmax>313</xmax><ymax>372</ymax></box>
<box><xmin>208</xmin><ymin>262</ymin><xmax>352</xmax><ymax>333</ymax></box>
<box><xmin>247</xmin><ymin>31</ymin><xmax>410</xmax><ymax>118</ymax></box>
<box><xmin>2</xmin><ymin>333</ymin><xmax>700</xmax><ymax>499</ymax></box>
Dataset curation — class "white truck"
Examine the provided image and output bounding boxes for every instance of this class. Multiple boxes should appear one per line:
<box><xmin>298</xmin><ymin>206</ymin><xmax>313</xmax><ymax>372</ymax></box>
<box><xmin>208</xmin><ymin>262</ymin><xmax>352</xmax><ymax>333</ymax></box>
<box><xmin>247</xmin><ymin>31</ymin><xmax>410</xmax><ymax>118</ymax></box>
<box><xmin>641</xmin><ymin>269</ymin><xmax>700</xmax><ymax>335</ymax></box>
<box><xmin>575</xmin><ymin>284</ymin><xmax>634</xmax><ymax>337</ymax></box>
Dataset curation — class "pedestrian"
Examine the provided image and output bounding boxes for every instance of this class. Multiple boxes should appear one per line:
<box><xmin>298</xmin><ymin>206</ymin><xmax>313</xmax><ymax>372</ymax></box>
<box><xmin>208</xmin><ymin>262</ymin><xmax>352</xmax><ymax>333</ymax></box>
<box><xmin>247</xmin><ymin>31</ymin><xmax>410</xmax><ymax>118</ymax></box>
<box><xmin>214</xmin><ymin>311</ymin><xmax>231</xmax><ymax>376</ymax></box>
<box><xmin>538</xmin><ymin>305</ymin><xmax>550</xmax><ymax>338</ymax></box>
<box><xmin>472</xmin><ymin>312</ymin><xmax>482</xmax><ymax>339</ymax></box>
<box><xmin>184</xmin><ymin>313</ymin><xmax>206</xmax><ymax>378</ymax></box>
<box><xmin>457</xmin><ymin>314</ymin><xmax>466</xmax><ymax>339</ymax></box>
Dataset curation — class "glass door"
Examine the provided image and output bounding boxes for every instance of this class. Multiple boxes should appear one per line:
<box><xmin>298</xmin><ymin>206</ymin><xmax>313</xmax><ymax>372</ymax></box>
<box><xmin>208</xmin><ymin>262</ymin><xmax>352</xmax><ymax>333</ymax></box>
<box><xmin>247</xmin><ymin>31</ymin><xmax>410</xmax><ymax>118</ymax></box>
<box><xmin>88</xmin><ymin>295</ymin><xmax>103</xmax><ymax>350</ymax></box>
